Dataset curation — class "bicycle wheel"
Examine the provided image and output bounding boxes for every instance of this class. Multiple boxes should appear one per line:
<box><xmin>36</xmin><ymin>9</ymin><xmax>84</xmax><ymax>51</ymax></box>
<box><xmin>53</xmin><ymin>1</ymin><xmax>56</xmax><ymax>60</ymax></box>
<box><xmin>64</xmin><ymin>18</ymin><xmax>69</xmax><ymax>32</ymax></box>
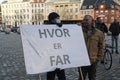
<box><xmin>103</xmin><ymin>49</ymin><xmax>112</xmax><ymax>70</ymax></box>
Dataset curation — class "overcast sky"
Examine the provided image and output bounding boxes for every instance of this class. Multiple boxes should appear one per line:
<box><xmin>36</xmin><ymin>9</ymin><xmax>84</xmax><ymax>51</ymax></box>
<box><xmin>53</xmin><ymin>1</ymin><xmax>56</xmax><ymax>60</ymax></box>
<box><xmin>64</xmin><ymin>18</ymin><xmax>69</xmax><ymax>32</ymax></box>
<box><xmin>0</xmin><ymin>0</ymin><xmax>4</xmax><ymax>3</ymax></box>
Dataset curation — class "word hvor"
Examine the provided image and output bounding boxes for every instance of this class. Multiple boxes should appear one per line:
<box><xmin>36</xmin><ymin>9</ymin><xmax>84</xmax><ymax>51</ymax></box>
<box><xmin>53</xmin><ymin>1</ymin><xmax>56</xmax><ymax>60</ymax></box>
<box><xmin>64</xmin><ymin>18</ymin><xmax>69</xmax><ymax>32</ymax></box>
<box><xmin>39</xmin><ymin>29</ymin><xmax>70</xmax><ymax>38</ymax></box>
<box><xmin>50</xmin><ymin>55</ymin><xmax>71</xmax><ymax>66</ymax></box>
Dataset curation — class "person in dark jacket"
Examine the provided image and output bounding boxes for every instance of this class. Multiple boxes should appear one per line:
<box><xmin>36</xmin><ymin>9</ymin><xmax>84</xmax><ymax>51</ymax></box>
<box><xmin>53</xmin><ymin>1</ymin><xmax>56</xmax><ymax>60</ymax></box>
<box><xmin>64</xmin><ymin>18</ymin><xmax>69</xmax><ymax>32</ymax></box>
<box><xmin>96</xmin><ymin>17</ymin><xmax>108</xmax><ymax>34</ymax></box>
<box><xmin>46</xmin><ymin>12</ymin><xmax>66</xmax><ymax>80</ymax></box>
<box><xmin>109</xmin><ymin>19</ymin><xmax>120</xmax><ymax>54</ymax></box>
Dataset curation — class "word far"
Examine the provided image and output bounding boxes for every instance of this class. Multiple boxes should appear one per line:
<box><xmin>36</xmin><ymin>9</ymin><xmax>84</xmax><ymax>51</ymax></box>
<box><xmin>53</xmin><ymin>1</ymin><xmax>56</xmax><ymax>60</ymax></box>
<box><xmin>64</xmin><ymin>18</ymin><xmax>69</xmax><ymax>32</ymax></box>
<box><xmin>50</xmin><ymin>55</ymin><xmax>71</xmax><ymax>66</ymax></box>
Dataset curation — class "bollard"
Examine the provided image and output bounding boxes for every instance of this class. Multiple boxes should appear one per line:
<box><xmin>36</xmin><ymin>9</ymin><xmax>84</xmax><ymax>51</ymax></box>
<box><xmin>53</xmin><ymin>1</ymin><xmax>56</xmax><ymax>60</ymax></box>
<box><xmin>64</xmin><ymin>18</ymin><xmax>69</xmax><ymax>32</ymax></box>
<box><xmin>5</xmin><ymin>28</ymin><xmax>11</xmax><ymax>34</ymax></box>
<box><xmin>119</xmin><ymin>57</ymin><xmax>120</xmax><ymax>64</ymax></box>
<box><xmin>39</xmin><ymin>75</ymin><xmax>42</xmax><ymax>80</ymax></box>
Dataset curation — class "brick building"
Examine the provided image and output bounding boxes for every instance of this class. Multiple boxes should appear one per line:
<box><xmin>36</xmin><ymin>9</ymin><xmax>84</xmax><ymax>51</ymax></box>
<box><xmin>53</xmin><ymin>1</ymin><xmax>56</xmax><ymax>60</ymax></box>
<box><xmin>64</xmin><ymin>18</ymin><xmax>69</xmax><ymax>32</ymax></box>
<box><xmin>94</xmin><ymin>0</ymin><xmax>120</xmax><ymax>25</ymax></box>
<box><xmin>81</xmin><ymin>0</ymin><xmax>120</xmax><ymax>25</ymax></box>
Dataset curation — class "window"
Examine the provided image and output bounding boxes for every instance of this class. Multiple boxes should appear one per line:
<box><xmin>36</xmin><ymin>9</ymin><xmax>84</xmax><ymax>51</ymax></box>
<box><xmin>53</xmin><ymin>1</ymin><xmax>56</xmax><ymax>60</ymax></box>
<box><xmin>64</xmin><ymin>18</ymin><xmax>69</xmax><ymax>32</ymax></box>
<box><xmin>70</xmin><ymin>9</ymin><xmax>73</xmax><ymax>12</ymax></box>
<box><xmin>89</xmin><ymin>5</ymin><xmax>93</xmax><ymax>9</ymax></box>
<box><xmin>75</xmin><ymin>8</ymin><xmax>78</xmax><ymax>12</ymax></box>
<box><xmin>111</xmin><ymin>17</ymin><xmax>114</xmax><ymax>22</ymax></box>
<box><xmin>82</xmin><ymin>6</ymin><xmax>87</xmax><ymax>9</ymax></box>
<box><xmin>111</xmin><ymin>10</ymin><xmax>114</xmax><ymax>15</ymax></box>
<box><xmin>84</xmin><ymin>11</ymin><xmax>86</xmax><ymax>14</ymax></box>
<box><xmin>60</xmin><ymin>5</ymin><xmax>63</xmax><ymax>7</ymax></box>
<box><xmin>75</xmin><ymin>15</ymin><xmax>78</xmax><ymax>18</ymax></box>
<box><xmin>100</xmin><ymin>10</ymin><xmax>104</xmax><ymax>14</ymax></box>
<box><xmin>41</xmin><ymin>9</ymin><xmax>43</xmax><ymax>13</ymax></box>
<box><xmin>23</xmin><ymin>9</ymin><xmax>25</xmax><ymax>13</ymax></box>
<box><xmin>32</xmin><ymin>16</ymin><xmax>34</xmax><ymax>19</ymax></box>
<box><xmin>81</xmin><ymin>11</ymin><xmax>83</xmax><ymax>14</ymax></box>
<box><xmin>70</xmin><ymin>15</ymin><xmax>73</xmax><ymax>19</ymax></box>
<box><xmin>96</xmin><ymin>11</ymin><xmax>99</xmax><ymax>14</ymax></box>
<box><xmin>104</xmin><ymin>17</ymin><xmax>108</xmax><ymax>22</ymax></box>
<box><xmin>56</xmin><ymin>5</ymin><xmax>58</xmax><ymax>7</ymax></box>
<box><xmin>24</xmin><ymin>15</ymin><xmax>26</xmax><ymax>19</ymax></box>
<box><xmin>41</xmin><ymin>4</ymin><xmax>43</xmax><ymax>7</ymax></box>
<box><xmin>76</xmin><ymin>4</ymin><xmax>78</xmax><ymax>6</ymax></box>
<box><xmin>111</xmin><ymin>5</ymin><xmax>114</xmax><ymax>8</ymax></box>
<box><xmin>38</xmin><ymin>4</ymin><xmax>40</xmax><ymax>7</ymax></box>
<box><xmin>35</xmin><ymin>4</ymin><xmax>37</xmax><ymax>7</ymax></box>
<box><xmin>100</xmin><ymin>5</ymin><xmax>104</xmax><ymax>9</ymax></box>
<box><xmin>65</xmin><ymin>5</ymin><xmax>68</xmax><ymax>7</ymax></box>
<box><xmin>32</xmin><ymin>9</ymin><xmax>34</xmax><ymax>13</ymax></box>
<box><xmin>87</xmin><ymin>11</ymin><xmax>90</xmax><ymax>14</ymax></box>
<box><xmin>105</xmin><ymin>10</ymin><xmax>108</xmax><ymax>15</ymax></box>
<box><xmin>27</xmin><ymin>9</ymin><xmax>29</xmax><ymax>12</ymax></box>
<box><xmin>27</xmin><ymin>15</ymin><xmax>29</xmax><ymax>19</ymax></box>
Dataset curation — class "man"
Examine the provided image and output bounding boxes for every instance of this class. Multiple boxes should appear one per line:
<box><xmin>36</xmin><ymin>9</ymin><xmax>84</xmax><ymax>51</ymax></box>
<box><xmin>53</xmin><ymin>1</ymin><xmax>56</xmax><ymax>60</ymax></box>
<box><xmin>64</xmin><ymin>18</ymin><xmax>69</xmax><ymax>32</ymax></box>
<box><xmin>78</xmin><ymin>15</ymin><xmax>105</xmax><ymax>80</ymax></box>
<box><xmin>109</xmin><ymin>19</ymin><xmax>120</xmax><ymax>54</ymax></box>
<box><xmin>96</xmin><ymin>17</ymin><xmax>108</xmax><ymax>34</ymax></box>
<box><xmin>46</xmin><ymin>12</ymin><xmax>66</xmax><ymax>80</ymax></box>
<box><xmin>95</xmin><ymin>17</ymin><xmax>108</xmax><ymax>63</ymax></box>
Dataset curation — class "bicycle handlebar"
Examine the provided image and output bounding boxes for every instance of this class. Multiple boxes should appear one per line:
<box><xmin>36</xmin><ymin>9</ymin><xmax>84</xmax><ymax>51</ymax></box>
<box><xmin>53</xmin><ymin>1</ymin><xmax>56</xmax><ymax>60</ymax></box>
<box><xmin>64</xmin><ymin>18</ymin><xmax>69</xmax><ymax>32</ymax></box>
<box><xmin>105</xmin><ymin>44</ymin><xmax>114</xmax><ymax>48</ymax></box>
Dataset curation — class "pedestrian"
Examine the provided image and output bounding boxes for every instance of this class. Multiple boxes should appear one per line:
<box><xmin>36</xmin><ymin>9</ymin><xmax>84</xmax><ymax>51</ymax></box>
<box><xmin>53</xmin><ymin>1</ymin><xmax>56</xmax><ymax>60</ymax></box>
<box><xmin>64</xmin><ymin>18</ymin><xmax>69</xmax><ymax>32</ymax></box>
<box><xmin>95</xmin><ymin>17</ymin><xmax>108</xmax><ymax>63</ymax></box>
<box><xmin>109</xmin><ymin>19</ymin><xmax>120</xmax><ymax>54</ymax></box>
<box><xmin>46</xmin><ymin>12</ymin><xmax>66</xmax><ymax>80</ymax></box>
<box><xmin>95</xmin><ymin>17</ymin><xmax>108</xmax><ymax>34</ymax></box>
<box><xmin>78</xmin><ymin>15</ymin><xmax>105</xmax><ymax>80</ymax></box>
<box><xmin>5</xmin><ymin>27</ymin><xmax>11</xmax><ymax>34</ymax></box>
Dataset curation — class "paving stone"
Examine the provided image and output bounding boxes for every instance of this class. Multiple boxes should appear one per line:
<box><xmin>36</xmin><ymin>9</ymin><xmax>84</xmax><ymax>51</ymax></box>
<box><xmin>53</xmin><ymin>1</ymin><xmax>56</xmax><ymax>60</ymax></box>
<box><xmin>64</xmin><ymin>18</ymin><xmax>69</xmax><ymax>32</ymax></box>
<box><xmin>0</xmin><ymin>32</ymin><xmax>120</xmax><ymax>80</ymax></box>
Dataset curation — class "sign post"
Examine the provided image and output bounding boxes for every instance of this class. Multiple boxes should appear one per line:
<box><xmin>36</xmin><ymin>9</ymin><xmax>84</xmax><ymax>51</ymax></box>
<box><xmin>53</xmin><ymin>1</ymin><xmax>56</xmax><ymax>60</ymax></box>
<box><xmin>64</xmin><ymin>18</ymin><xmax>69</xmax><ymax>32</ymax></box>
<box><xmin>20</xmin><ymin>24</ymin><xmax>90</xmax><ymax>74</ymax></box>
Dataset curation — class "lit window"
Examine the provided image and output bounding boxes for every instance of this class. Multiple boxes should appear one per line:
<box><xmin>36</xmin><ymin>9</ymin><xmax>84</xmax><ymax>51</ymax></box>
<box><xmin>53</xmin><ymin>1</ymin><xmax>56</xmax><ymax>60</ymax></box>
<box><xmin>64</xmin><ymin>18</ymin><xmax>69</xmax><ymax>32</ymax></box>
<box><xmin>111</xmin><ymin>10</ymin><xmax>114</xmax><ymax>15</ymax></box>
<box><xmin>111</xmin><ymin>17</ymin><xmax>114</xmax><ymax>22</ymax></box>
<box><xmin>100</xmin><ymin>10</ymin><xmax>104</xmax><ymax>14</ymax></box>
<box><xmin>96</xmin><ymin>11</ymin><xmax>99</xmax><ymax>14</ymax></box>
<box><xmin>100</xmin><ymin>5</ymin><xmax>104</xmax><ymax>8</ymax></box>
<box><xmin>104</xmin><ymin>17</ymin><xmax>108</xmax><ymax>22</ymax></box>
<box><xmin>105</xmin><ymin>10</ymin><xmax>108</xmax><ymax>14</ymax></box>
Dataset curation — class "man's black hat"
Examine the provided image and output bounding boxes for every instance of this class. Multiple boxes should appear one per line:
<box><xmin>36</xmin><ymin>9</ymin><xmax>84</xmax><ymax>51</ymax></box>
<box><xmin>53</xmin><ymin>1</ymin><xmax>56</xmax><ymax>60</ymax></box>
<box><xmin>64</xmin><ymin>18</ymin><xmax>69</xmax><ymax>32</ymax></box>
<box><xmin>48</xmin><ymin>12</ymin><xmax>60</xmax><ymax>21</ymax></box>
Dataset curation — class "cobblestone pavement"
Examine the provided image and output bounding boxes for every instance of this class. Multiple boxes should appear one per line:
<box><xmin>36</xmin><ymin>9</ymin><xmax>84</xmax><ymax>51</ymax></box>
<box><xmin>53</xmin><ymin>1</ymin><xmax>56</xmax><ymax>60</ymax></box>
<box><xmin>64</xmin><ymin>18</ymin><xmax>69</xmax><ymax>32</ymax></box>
<box><xmin>0</xmin><ymin>32</ymin><xmax>120</xmax><ymax>80</ymax></box>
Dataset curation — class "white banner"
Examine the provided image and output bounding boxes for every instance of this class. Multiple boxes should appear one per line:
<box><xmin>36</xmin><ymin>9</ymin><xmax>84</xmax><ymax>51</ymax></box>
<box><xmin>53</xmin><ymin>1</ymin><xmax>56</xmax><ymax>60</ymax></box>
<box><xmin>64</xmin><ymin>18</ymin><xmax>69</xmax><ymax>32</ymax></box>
<box><xmin>20</xmin><ymin>24</ymin><xmax>90</xmax><ymax>74</ymax></box>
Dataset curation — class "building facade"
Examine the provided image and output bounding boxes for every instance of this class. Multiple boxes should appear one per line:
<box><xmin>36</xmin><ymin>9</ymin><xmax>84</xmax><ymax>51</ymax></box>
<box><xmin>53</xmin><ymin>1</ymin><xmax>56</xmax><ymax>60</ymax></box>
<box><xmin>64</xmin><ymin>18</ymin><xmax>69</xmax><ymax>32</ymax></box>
<box><xmin>45</xmin><ymin>0</ymin><xmax>83</xmax><ymax>20</ymax></box>
<box><xmin>1</xmin><ymin>0</ymin><xmax>83</xmax><ymax>27</ymax></box>
<box><xmin>94</xmin><ymin>0</ymin><xmax>120</xmax><ymax>25</ymax></box>
<box><xmin>1</xmin><ymin>1</ymin><xmax>31</xmax><ymax>27</ymax></box>
<box><xmin>0</xmin><ymin>5</ymin><xmax>2</xmax><ymax>25</ymax></box>
<box><xmin>81</xmin><ymin>0</ymin><xmax>120</xmax><ymax>25</ymax></box>
<box><xmin>80</xmin><ymin>0</ymin><xmax>95</xmax><ymax>19</ymax></box>
<box><xmin>30</xmin><ymin>0</ymin><xmax>46</xmax><ymax>25</ymax></box>
<box><xmin>1</xmin><ymin>0</ymin><xmax>46</xmax><ymax>27</ymax></box>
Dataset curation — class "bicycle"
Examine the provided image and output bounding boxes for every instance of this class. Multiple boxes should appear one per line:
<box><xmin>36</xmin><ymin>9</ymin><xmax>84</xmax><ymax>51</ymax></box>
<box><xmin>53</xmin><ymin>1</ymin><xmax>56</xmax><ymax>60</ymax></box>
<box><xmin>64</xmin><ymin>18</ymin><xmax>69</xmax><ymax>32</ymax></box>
<box><xmin>102</xmin><ymin>43</ymin><xmax>113</xmax><ymax>70</ymax></box>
